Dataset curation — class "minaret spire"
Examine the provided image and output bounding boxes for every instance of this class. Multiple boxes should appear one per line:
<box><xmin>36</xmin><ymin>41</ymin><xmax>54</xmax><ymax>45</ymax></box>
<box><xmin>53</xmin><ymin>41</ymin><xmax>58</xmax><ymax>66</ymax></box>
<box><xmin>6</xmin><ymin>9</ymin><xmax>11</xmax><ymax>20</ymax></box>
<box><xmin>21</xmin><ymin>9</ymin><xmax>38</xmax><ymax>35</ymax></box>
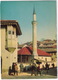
<box><xmin>33</xmin><ymin>6</ymin><xmax>36</xmax><ymax>14</ymax></box>
<box><xmin>33</xmin><ymin>6</ymin><xmax>36</xmax><ymax>21</ymax></box>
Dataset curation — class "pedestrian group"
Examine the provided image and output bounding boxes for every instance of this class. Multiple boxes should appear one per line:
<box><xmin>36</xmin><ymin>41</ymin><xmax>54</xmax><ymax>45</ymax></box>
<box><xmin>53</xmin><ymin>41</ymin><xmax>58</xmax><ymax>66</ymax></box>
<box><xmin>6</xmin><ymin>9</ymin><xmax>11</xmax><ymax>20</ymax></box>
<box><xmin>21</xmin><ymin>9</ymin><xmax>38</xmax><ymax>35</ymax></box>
<box><xmin>8</xmin><ymin>62</ymin><xmax>55</xmax><ymax>76</ymax></box>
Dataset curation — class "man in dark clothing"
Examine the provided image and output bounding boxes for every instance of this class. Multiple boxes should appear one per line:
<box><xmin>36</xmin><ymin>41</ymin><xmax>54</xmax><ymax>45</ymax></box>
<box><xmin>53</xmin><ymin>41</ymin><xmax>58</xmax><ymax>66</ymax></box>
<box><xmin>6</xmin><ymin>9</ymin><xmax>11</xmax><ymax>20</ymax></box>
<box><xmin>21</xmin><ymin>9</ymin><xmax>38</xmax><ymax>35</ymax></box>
<box><xmin>12</xmin><ymin>63</ymin><xmax>16</xmax><ymax>75</ymax></box>
<box><xmin>37</xmin><ymin>64</ymin><xmax>41</xmax><ymax>76</ymax></box>
<box><xmin>31</xmin><ymin>63</ymin><xmax>37</xmax><ymax>76</ymax></box>
<box><xmin>45</xmin><ymin>63</ymin><xmax>49</xmax><ymax>73</ymax></box>
<box><xmin>8</xmin><ymin>66</ymin><xmax>12</xmax><ymax>75</ymax></box>
<box><xmin>52</xmin><ymin>63</ymin><xmax>55</xmax><ymax>68</ymax></box>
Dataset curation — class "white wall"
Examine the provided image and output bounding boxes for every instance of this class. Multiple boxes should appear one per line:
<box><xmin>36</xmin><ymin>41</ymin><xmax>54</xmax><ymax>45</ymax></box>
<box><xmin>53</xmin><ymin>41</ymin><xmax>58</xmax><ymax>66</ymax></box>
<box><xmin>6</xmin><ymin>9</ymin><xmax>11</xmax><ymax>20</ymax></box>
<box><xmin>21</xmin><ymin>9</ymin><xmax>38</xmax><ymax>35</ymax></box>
<box><xmin>1</xmin><ymin>26</ymin><xmax>18</xmax><ymax>70</ymax></box>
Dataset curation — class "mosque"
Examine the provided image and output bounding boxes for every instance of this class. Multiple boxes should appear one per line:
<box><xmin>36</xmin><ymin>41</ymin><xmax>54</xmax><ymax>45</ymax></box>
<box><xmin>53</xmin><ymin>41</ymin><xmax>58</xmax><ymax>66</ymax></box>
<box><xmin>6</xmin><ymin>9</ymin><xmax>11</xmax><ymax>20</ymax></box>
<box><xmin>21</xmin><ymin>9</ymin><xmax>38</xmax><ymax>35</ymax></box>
<box><xmin>18</xmin><ymin>8</ymin><xmax>52</xmax><ymax>68</ymax></box>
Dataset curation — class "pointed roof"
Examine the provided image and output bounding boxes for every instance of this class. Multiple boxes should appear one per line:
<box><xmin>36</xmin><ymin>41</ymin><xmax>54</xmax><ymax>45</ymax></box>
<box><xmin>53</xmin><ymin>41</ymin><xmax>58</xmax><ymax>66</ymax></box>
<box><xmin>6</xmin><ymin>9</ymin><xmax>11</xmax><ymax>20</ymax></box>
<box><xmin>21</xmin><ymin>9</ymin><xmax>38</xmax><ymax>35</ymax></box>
<box><xmin>18</xmin><ymin>47</ymin><xmax>32</xmax><ymax>55</ymax></box>
<box><xmin>33</xmin><ymin>6</ymin><xmax>36</xmax><ymax>14</ymax></box>
<box><xmin>18</xmin><ymin>46</ymin><xmax>51</xmax><ymax>56</ymax></box>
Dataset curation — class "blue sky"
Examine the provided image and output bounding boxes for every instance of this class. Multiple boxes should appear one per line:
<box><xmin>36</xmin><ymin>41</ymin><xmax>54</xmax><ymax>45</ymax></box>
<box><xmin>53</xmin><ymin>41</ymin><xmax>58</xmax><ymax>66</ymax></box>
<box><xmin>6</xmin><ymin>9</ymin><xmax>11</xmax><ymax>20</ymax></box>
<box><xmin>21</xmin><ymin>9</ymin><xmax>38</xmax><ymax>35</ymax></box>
<box><xmin>1</xmin><ymin>1</ymin><xmax>56</xmax><ymax>44</ymax></box>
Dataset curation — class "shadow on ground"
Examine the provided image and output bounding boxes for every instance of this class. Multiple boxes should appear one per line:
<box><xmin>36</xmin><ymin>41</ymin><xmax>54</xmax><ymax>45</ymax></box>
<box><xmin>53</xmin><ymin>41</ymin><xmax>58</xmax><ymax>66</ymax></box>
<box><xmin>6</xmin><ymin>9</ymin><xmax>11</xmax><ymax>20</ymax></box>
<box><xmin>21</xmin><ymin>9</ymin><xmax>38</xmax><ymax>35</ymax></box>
<box><xmin>24</xmin><ymin>67</ymin><xmax>57</xmax><ymax>77</ymax></box>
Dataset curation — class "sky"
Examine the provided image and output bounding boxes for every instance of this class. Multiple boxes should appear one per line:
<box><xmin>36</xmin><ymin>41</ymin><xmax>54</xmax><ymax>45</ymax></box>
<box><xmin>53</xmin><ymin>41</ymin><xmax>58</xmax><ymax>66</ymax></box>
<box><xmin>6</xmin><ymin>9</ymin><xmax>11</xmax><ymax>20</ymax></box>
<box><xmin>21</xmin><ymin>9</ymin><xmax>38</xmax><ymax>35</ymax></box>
<box><xmin>0</xmin><ymin>1</ymin><xmax>56</xmax><ymax>44</ymax></box>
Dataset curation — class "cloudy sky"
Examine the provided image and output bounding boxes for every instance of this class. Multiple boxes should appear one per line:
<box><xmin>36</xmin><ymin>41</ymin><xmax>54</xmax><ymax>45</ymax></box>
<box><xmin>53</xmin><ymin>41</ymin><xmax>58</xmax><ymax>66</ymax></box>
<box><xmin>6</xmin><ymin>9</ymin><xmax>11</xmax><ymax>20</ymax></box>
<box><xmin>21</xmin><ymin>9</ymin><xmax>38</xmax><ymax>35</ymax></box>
<box><xmin>1</xmin><ymin>1</ymin><xmax>56</xmax><ymax>44</ymax></box>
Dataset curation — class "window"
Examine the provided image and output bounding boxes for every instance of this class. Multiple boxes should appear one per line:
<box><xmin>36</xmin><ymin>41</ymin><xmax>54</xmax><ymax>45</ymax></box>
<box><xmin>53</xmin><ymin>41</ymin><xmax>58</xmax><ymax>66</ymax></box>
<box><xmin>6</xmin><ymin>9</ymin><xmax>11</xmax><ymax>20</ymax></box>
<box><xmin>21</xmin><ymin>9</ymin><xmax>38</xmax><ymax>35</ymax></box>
<box><xmin>8</xmin><ymin>31</ymin><xmax>11</xmax><ymax>34</ymax></box>
<box><xmin>45</xmin><ymin>58</ymin><xmax>47</xmax><ymax>61</ymax></box>
<box><xmin>12</xmin><ymin>31</ymin><xmax>14</xmax><ymax>34</ymax></box>
<box><xmin>6</xmin><ymin>57</ymin><xmax>8</xmax><ymax>58</ymax></box>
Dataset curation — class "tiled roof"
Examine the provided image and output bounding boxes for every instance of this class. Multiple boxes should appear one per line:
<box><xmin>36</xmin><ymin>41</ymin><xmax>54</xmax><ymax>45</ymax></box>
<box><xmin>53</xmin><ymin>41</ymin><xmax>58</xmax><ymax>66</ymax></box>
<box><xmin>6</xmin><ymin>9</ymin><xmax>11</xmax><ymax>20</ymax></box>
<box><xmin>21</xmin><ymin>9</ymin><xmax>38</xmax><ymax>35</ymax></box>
<box><xmin>37</xmin><ymin>49</ymin><xmax>50</xmax><ymax>56</ymax></box>
<box><xmin>18</xmin><ymin>47</ymin><xmax>32</xmax><ymax>55</ymax></box>
<box><xmin>18</xmin><ymin>46</ymin><xmax>51</xmax><ymax>56</ymax></box>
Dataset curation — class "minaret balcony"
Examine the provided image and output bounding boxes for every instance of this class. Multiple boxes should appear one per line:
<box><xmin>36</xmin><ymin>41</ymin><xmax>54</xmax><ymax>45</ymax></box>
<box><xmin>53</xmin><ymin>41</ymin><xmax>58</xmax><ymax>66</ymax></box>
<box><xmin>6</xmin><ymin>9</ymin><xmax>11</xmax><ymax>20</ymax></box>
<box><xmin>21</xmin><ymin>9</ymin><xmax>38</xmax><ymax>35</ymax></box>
<box><xmin>32</xmin><ymin>21</ymin><xmax>37</xmax><ymax>25</ymax></box>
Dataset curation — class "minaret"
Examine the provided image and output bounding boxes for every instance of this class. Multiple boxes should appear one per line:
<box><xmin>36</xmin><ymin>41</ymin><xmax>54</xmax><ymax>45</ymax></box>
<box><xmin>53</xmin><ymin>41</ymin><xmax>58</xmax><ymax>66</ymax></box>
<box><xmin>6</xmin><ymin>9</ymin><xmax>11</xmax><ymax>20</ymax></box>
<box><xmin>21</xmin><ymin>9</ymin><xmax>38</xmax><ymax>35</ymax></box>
<box><xmin>32</xmin><ymin>7</ymin><xmax>38</xmax><ymax>60</ymax></box>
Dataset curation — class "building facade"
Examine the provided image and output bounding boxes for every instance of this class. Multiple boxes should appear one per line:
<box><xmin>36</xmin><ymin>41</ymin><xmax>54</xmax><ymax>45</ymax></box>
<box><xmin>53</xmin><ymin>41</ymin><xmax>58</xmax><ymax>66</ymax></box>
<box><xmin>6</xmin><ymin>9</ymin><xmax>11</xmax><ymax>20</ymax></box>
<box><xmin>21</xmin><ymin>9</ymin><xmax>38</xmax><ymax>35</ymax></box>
<box><xmin>0</xmin><ymin>20</ymin><xmax>22</xmax><ymax>70</ymax></box>
<box><xmin>18</xmin><ymin>46</ymin><xmax>51</xmax><ymax>68</ymax></box>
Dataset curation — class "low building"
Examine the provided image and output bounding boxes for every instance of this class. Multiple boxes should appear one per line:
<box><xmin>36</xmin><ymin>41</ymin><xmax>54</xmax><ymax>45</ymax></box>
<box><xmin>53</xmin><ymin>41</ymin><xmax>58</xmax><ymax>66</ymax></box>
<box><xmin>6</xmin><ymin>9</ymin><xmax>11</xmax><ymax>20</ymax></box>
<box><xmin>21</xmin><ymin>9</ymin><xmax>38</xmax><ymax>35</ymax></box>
<box><xmin>0</xmin><ymin>20</ymin><xmax>22</xmax><ymax>71</ymax></box>
<box><xmin>18</xmin><ymin>46</ymin><xmax>51</xmax><ymax>68</ymax></box>
<box><xmin>39</xmin><ymin>40</ymin><xmax>57</xmax><ymax>62</ymax></box>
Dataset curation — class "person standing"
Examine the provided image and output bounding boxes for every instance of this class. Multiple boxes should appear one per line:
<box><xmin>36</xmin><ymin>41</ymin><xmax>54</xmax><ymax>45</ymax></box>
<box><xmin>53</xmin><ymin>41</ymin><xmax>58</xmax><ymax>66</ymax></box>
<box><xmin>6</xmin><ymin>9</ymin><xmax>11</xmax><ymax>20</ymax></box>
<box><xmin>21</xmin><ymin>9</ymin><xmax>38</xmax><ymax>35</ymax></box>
<box><xmin>15</xmin><ymin>63</ymin><xmax>18</xmax><ymax>75</ymax></box>
<box><xmin>8</xmin><ymin>66</ymin><xmax>12</xmax><ymax>75</ymax></box>
<box><xmin>37</xmin><ymin>64</ymin><xmax>41</xmax><ymax>76</ymax></box>
<box><xmin>12</xmin><ymin>63</ymin><xmax>16</xmax><ymax>75</ymax></box>
<box><xmin>52</xmin><ymin>63</ymin><xmax>55</xmax><ymax>68</ymax></box>
<box><xmin>20</xmin><ymin>63</ymin><xmax>24</xmax><ymax>72</ymax></box>
<box><xmin>31</xmin><ymin>63</ymin><xmax>37</xmax><ymax>76</ymax></box>
<box><xmin>45</xmin><ymin>63</ymin><xmax>49</xmax><ymax>74</ymax></box>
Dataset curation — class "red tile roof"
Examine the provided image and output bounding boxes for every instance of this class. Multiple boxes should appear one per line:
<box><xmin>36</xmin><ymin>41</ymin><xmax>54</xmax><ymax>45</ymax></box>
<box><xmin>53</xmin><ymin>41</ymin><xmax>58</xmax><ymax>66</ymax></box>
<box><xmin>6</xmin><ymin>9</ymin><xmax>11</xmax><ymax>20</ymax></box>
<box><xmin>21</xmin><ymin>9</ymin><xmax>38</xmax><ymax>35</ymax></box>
<box><xmin>37</xmin><ymin>49</ymin><xmax>50</xmax><ymax>56</ymax></box>
<box><xmin>18</xmin><ymin>46</ymin><xmax>51</xmax><ymax>56</ymax></box>
<box><xmin>18</xmin><ymin>47</ymin><xmax>32</xmax><ymax>55</ymax></box>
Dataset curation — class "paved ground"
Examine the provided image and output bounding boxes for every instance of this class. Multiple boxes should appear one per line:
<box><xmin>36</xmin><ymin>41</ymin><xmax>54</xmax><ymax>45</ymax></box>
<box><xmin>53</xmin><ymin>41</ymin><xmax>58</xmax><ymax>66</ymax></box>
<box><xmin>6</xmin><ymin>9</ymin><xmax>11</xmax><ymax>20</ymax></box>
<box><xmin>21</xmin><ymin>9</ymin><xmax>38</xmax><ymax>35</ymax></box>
<box><xmin>1</xmin><ymin>67</ymin><xmax>57</xmax><ymax>79</ymax></box>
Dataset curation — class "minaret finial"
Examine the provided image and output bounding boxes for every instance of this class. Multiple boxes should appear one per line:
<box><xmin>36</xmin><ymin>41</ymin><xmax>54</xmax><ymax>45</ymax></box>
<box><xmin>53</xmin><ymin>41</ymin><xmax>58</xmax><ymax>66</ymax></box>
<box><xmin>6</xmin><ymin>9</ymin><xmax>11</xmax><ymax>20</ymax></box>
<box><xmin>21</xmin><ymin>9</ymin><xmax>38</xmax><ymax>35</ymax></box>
<box><xmin>33</xmin><ymin>5</ymin><xmax>36</xmax><ymax>14</ymax></box>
